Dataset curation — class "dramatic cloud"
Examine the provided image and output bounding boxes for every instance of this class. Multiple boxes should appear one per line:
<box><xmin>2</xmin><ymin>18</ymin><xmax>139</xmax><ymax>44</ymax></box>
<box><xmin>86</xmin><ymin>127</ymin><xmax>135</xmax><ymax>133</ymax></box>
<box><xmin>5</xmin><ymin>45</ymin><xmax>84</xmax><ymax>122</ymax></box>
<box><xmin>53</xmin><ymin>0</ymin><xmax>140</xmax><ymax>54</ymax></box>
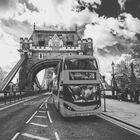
<box><xmin>8</xmin><ymin>0</ymin><xmax>96</xmax><ymax>28</ymax></box>
<box><xmin>18</xmin><ymin>0</ymin><xmax>39</xmax><ymax>12</ymax></box>
<box><xmin>125</xmin><ymin>0</ymin><xmax>140</xmax><ymax>19</ymax></box>
<box><xmin>0</xmin><ymin>18</ymin><xmax>32</xmax><ymax>39</ymax></box>
<box><xmin>82</xmin><ymin>11</ymin><xmax>140</xmax><ymax>81</ymax></box>
<box><xmin>77</xmin><ymin>0</ymin><xmax>140</xmax><ymax>19</ymax></box>
<box><xmin>0</xmin><ymin>0</ymin><xmax>140</xmax><ymax>82</ymax></box>
<box><xmin>0</xmin><ymin>28</ymin><xmax>19</xmax><ymax>71</ymax></box>
<box><xmin>118</xmin><ymin>0</ymin><xmax>126</xmax><ymax>10</ymax></box>
<box><xmin>0</xmin><ymin>0</ymin><xmax>19</xmax><ymax>19</ymax></box>
<box><xmin>77</xmin><ymin>0</ymin><xmax>121</xmax><ymax>17</ymax></box>
<box><xmin>96</xmin><ymin>0</ymin><xmax>121</xmax><ymax>17</ymax></box>
<box><xmin>0</xmin><ymin>0</ymin><xmax>17</xmax><ymax>11</ymax></box>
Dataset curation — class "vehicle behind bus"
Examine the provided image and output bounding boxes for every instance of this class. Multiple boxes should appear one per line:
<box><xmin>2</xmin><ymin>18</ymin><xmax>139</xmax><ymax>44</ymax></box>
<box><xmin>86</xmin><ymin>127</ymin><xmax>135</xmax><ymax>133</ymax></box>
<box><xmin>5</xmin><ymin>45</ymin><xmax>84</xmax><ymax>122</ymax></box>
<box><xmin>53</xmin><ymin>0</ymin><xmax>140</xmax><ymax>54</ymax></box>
<box><xmin>52</xmin><ymin>55</ymin><xmax>101</xmax><ymax>117</ymax></box>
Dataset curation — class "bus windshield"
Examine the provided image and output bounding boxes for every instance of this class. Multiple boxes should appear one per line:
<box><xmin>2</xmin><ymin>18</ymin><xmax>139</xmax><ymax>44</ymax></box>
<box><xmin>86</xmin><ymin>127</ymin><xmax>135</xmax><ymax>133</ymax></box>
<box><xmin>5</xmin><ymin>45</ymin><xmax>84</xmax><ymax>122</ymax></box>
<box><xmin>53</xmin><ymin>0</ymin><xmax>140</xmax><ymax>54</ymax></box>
<box><xmin>63</xmin><ymin>84</ymin><xmax>100</xmax><ymax>103</ymax></box>
<box><xmin>64</xmin><ymin>58</ymin><xmax>98</xmax><ymax>70</ymax></box>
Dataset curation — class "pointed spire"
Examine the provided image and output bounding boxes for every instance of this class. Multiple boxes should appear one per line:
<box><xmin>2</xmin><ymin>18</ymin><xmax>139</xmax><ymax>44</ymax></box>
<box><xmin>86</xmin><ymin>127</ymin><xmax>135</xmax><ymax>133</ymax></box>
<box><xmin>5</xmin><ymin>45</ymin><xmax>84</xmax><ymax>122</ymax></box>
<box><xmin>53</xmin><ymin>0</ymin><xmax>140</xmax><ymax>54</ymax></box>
<box><xmin>33</xmin><ymin>23</ymin><xmax>36</xmax><ymax>31</ymax></box>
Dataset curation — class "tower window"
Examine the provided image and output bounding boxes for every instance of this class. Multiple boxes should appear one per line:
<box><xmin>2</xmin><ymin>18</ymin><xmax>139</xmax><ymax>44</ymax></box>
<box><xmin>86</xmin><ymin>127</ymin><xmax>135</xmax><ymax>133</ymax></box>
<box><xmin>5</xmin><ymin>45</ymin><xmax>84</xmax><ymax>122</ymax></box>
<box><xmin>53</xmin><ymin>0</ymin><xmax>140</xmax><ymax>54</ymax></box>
<box><xmin>38</xmin><ymin>53</ymin><xmax>44</xmax><ymax>59</ymax></box>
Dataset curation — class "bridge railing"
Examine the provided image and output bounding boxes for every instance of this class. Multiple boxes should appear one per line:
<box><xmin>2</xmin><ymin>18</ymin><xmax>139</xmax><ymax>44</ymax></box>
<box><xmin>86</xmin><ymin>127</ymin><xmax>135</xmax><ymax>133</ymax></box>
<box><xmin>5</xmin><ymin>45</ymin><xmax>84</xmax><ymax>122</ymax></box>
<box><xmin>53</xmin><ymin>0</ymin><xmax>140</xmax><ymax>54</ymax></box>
<box><xmin>0</xmin><ymin>89</ymin><xmax>46</xmax><ymax>104</ymax></box>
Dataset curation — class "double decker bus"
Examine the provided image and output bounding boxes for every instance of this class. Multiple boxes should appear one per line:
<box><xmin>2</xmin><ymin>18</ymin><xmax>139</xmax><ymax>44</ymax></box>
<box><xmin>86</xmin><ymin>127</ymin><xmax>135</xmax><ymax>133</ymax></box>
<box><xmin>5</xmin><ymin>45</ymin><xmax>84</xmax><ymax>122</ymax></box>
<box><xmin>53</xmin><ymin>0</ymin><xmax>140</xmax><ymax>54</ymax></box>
<box><xmin>52</xmin><ymin>55</ymin><xmax>101</xmax><ymax>117</ymax></box>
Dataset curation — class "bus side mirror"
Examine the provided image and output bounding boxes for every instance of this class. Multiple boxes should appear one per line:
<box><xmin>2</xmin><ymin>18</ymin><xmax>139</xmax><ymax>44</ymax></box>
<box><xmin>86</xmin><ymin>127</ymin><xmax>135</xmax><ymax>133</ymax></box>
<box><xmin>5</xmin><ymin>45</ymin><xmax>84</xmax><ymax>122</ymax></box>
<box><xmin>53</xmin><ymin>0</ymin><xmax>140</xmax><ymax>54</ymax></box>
<box><xmin>59</xmin><ymin>81</ymin><xmax>63</xmax><ymax>91</ymax></box>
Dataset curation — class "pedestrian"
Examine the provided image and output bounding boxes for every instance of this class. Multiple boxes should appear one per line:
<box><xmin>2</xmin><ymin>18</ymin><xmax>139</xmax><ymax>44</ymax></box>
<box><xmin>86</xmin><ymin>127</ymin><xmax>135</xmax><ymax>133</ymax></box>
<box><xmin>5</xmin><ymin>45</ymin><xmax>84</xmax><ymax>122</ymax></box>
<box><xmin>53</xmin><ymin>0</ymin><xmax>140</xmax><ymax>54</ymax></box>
<box><xmin>138</xmin><ymin>88</ymin><xmax>140</xmax><ymax>104</ymax></box>
<box><xmin>4</xmin><ymin>92</ymin><xmax>7</xmax><ymax>104</ymax></box>
<box><xmin>129</xmin><ymin>90</ymin><xmax>134</xmax><ymax>102</ymax></box>
<box><xmin>9</xmin><ymin>82</ymin><xmax>13</xmax><ymax>102</ymax></box>
<box><xmin>135</xmin><ymin>88</ymin><xmax>140</xmax><ymax>104</ymax></box>
<box><xmin>13</xmin><ymin>84</ymin><xmax>17</xmax><ymax>101</ymax></box>
<box><xmin>117</xmin><ymin>88</ymin><xmax>122</xmax><ymax>101</ymax></box>
<box><xmin>125</xmin><ymin>88</ymin><xmax>129</xmax><ymax>101</ymax></box>
<box><xmin>123</xmin><ymin>89</ymin><xmax>127</xmax><ymax>101</ymax></box>
<box><xmin>121</xmin><ymin>89</ymin><xmax>125</xmax><ymax>101</ymax></box>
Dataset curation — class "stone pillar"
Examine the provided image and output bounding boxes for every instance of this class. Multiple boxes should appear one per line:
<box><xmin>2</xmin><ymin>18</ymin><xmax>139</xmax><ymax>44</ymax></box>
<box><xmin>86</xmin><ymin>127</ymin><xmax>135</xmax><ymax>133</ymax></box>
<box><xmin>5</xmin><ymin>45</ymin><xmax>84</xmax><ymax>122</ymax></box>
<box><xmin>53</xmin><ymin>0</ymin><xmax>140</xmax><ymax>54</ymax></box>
<box><xmin>18</xmin><ymin>59</ymin><xmax>28</xmax><ymax>91</ymax></box>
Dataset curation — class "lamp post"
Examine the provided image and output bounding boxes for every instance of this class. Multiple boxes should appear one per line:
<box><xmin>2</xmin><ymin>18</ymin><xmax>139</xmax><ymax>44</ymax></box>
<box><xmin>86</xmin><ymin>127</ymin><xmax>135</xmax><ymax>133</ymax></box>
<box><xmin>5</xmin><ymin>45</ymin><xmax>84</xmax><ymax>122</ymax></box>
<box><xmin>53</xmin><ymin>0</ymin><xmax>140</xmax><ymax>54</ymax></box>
<box><xmin>111</xmin><ymin>61</ymin><xmax>115</xmax><ymax>97</ymax></box>
<box><xmin>102</xmin><ymin>75</ymin><xmax>106</xmax><ymax>112</ymax></box>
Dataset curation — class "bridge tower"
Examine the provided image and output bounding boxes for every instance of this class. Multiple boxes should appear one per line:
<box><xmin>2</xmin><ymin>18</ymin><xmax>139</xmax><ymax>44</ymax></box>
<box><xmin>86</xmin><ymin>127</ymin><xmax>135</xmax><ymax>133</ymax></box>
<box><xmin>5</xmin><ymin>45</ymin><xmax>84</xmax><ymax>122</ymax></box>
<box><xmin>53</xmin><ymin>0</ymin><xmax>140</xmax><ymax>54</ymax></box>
<box><xmin>41</xmin><ymin>68</ymin><xmax>54</xmax><ymax>90</ymax></box>
<box><xmin>18</xmin><ymin>25</ymin><xmax>93</xmax><ymax>91</ymax></box>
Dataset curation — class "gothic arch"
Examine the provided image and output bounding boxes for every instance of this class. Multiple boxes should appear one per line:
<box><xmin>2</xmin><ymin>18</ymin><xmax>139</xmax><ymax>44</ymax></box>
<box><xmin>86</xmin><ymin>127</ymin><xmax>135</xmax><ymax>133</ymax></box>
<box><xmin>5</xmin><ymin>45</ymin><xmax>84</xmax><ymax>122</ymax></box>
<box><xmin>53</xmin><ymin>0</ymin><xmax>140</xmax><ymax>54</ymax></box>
<box><xmin>27</xmin><ymin>58</ymin><xmax>61</xmax><ymax>90</ymax></box>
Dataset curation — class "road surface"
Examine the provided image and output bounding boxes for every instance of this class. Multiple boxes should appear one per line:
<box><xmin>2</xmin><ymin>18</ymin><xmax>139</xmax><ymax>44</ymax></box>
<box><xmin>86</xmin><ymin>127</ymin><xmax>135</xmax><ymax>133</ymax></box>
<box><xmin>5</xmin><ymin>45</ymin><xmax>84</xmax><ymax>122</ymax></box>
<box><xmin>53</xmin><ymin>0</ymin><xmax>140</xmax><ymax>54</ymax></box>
<box><xmin>0</xmin><ymin>93</ymin><xmax>139</xmax><ymax>140</ymax></box>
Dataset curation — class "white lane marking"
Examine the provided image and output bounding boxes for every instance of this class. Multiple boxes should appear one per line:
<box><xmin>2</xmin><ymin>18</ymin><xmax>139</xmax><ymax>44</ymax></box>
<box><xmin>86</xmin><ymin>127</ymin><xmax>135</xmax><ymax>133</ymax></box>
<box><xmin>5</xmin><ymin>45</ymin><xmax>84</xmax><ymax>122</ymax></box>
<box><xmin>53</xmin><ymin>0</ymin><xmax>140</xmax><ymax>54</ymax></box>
<box><xmin>30</xmin><ymin>122</ymin><xmax>48</xmax><ymax>128</ymax></box>
<box><xmin>54</xmin><ymin>132</ymin><xmax>60</xmax><ymax>140</ymax></box>
<box><xmin>44</xmin><ymin>95</ymin><xmax>52</xmax><ymax>110</ymax></box>
<box><xmin>23</xmin><ymin>101</ymin><xmax>37</xmax><ymax>105</ymax></box>
<box><xmin>26</xmin><ymin>111</ymin><xmax>37</xmax><ymax>124</ymax></box>
<box><xmin>45</xmin><ymin>102</ymin><xmax>47</xmax><ymax>109</ymax></box>
<box><xmin>44</xmin><ymin>96</ymin><xmax>51</xmax><ymax>103</ymax></box>
<box><xmin>22</xmin><ymin>133</ymin><xmax>50</xmax><ymax>140</ymax></box>
<box><xmin>11</xmin><ymin>132</ymin><xmax>20</xmax><ymax>140</ymax></box>
<box><xmin>39</xmin><ymin>103</ymin><xmax>44</xmax><ymax>109</ymax></box>
<box><xmin>47</xmin><ymin>111</ymin><xmax>53</xmax><ymax>123</ymax></box>
<box><xmin>0</xmin><ymin>96</ymin><xmax>38</xmax><ymax>111</ymax></box>
<box><xmin>98</xmin><ymin>114</ymin><xmax>140</xmax><ymax>136</ymax></box>
<box><xmin>38</xmin><ymin>110</ymin><xmax>46</xmax><ymax>113</ymax></box>
<box><xmin>44</xmin><ymin>95</ymin><xmax>51</xmax><ymax>108</ymax></box>
<box><xmin>44</xmin><ymin>96</ymin><xmax>53</xmax><ymax>123</ymax></box>
<box><xmin>43</xmin><ymin>92</ymin><xmax>49</xmax><ymax>95</ymax></box>
<box><xmin>35</xmin><ymin>115</ymin><xmax>47</xmax><ymax>118</ymax></box>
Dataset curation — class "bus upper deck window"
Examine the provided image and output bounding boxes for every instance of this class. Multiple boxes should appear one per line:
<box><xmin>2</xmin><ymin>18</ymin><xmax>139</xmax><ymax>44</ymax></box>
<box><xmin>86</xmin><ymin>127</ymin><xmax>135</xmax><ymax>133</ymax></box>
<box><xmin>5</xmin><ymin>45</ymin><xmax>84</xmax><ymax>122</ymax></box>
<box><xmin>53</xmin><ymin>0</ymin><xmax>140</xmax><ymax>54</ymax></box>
<box><xmin>64</xmin><ymin>59</ymin><xmax>76</xmax><ymax>70</ymax></box>
<box><xmin>64</xmin><ymin>58</ymin><xmax>98</xmax><ymax>70</ymax></box>
<box><xmin>78</xmin><ymin>61</ymin><xmax>86</xmax><ymax>69</ymax></box>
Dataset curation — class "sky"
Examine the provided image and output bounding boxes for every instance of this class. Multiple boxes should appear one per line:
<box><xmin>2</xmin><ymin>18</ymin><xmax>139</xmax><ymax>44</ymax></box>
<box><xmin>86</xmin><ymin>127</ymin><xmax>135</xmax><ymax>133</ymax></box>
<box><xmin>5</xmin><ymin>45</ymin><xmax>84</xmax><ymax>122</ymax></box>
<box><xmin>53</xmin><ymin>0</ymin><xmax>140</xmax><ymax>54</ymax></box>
<box><xmin>0</xmin><ymin>0</ymin><xmax>140</xmax><ymax>83</ymax></box>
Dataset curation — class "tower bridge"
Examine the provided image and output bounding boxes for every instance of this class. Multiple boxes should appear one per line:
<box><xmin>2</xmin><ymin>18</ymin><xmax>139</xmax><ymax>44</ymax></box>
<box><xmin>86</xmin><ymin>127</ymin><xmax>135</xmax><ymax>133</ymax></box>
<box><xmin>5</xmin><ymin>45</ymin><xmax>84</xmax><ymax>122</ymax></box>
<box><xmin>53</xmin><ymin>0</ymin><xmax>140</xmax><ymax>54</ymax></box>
<box><xmin>0</xmin><ymin>25</ymin><xmax>94</xmax><ymax>93</ymax></box>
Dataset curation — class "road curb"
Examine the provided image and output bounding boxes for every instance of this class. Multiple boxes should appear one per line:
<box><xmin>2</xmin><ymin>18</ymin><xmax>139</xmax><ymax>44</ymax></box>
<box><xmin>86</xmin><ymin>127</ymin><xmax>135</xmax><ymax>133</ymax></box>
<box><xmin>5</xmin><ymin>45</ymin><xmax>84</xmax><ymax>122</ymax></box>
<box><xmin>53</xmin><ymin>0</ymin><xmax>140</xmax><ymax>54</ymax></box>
<box><xmin>102</xmin><ymin>112</ymin><xmax>140</xmax><ymax>130</ymax></box>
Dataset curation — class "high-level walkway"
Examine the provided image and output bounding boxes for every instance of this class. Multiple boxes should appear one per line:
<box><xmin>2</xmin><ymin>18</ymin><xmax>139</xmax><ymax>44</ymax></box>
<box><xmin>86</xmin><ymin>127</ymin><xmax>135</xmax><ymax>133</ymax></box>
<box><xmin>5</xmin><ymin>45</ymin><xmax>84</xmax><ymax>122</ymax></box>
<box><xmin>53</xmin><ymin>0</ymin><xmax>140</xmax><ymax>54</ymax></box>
<box><xmin>102</xmin><ymin>98</ymin><xmax>140</xmax><ymax>129</ymax></box>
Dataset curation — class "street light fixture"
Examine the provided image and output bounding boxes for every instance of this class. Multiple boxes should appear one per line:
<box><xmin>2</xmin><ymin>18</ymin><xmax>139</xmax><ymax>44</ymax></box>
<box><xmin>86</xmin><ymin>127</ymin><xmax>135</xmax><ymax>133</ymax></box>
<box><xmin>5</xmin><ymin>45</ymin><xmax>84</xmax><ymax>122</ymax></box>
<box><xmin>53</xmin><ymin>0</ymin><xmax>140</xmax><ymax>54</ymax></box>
<box><xmin>102</xmin><ymin>75</ymin><xmax>106</xmax><ymax>112</ymax></box>
<box><xmin>111</xmin><ymin>61</ymin><xmax>115</xmax><ymax>97</ymax></box>
<box><xmin>111</xmin><ymin>61</ymin><xmax>115</xmax><ymax>76</ymax></box>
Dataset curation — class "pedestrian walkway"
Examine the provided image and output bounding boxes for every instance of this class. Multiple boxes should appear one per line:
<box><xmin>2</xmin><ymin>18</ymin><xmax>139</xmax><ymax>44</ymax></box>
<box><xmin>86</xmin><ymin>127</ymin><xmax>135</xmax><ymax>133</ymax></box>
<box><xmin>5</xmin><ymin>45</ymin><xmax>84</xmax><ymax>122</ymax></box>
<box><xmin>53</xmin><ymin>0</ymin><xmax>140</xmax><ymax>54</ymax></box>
<box><xmin>101</xmin><ymin>98</ymin><xmax>140</xmax><ymax>129</ymax></box>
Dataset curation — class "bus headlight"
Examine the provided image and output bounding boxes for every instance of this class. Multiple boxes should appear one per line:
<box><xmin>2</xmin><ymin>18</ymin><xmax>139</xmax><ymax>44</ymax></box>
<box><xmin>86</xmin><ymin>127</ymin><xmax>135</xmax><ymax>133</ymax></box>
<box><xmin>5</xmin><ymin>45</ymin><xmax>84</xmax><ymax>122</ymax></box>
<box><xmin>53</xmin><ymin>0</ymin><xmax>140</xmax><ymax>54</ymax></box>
<box><xmin>63</xmin><ymin>103</ymin><xmax>75</xmax><ymax>111</ymax></box>
<box><xmin>94</xmin><ymin>104</ymin><xmax>101</xmax><ymax>110</ymax></box>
